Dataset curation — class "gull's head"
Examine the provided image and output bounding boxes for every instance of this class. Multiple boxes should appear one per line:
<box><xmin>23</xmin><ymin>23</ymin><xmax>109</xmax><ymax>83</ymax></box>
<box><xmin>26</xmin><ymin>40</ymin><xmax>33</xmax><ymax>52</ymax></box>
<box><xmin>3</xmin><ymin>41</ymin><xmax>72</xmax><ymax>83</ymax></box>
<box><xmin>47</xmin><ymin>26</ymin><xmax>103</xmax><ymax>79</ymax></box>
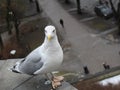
<box><xmin>45</xmin><ymin>25</ymin><xmax>56</xmax><ymax>41</ymax></box>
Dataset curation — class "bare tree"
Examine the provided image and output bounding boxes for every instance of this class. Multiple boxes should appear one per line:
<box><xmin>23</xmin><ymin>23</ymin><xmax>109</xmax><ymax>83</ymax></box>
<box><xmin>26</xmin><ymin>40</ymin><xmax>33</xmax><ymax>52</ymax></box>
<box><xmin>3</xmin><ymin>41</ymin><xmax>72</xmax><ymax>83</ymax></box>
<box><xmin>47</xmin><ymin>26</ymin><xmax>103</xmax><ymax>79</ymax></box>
<box><xmin>65</xmin><ymin>0</ymin><xmax>70</xmax><ymax>4</ymax></box>
<box><xmin>6</xmin><ymin>0</ymin><xmax>12</xmax><ymax>34</ymax></box>
<box><xmin>109</xmin><ymin>0</ymin><xmax>118</xmax><ymax>20</ymax></box>
<box><xmin>117</xmin><ymin>0</ymin><xmax>120</xmax><ymax>35</ymax></box>
<box><xmin>29</xmin><ymin>0</ymin><xmax>34</xmax><ymax>3</ymax></box>
<box><xmin>109</xmin><ymin>0</ymin><xmax>120</xmax><ymax>35</ymax></box>
<box><xmin>76</xmin><ymin>0</ymin><xmax>82</xmax><ymax>14</ymax></box>
<box><xmin>35</xmin><ymin>0</ymin><xmax>41</xmax><ymax>13</ymax></box>
<box><xmin>0</xmin><ymin>35</ymin><xmax>3</xmax><ymax>48</ymax></box>
<box><xmin>0</xmin><ymin>0</ymin><xmax>26</xmax><ymax>40</ymax></box>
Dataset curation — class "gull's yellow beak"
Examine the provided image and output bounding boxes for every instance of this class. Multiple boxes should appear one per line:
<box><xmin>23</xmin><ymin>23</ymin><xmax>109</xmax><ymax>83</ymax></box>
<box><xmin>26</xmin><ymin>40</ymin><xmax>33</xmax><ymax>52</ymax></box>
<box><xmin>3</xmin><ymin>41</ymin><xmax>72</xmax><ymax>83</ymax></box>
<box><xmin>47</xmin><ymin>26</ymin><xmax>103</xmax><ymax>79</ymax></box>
<box><xmin>47</xmin><ymin>35</ymin><xmax>52</xmax><ymax>41</ymax></box>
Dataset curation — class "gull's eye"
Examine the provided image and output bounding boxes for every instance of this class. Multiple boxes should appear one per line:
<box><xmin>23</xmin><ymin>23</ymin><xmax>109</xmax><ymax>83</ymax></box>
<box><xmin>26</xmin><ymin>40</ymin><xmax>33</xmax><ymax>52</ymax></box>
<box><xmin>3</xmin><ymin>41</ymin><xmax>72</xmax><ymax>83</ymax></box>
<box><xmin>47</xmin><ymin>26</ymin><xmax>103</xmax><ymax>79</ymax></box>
<box><xmin>53</xmin><ymin>30</ymin><xmax>55</xmax><ymax>32</ymax></box>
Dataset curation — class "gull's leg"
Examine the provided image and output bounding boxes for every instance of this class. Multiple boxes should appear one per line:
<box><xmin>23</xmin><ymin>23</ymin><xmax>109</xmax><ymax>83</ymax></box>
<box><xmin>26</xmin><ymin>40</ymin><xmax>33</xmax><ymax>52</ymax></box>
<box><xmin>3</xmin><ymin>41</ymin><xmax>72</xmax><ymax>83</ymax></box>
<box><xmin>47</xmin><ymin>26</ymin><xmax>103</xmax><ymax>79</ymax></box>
<box><xmin>50</xmin><ymin>73</ymin><xmax>64</xmax><ymax>89</ymax></box>
<box><xmin>44</xmin><ymin>73</ymin><xmax>64</xmax><ymax>89</ymax></box>
<box><xmin>44</xmin><ymin>74</ymin><xmax>52</xmax><ymax>85</ymax></box>
<box><xmin>45</xmin><ymin>73</ymin><xmax>57</xmax><ymax>90</ymax></box>
<box><xmin>45</xmin><ymin>73</ymin><xmax>64</xmax><ymax>89</ymax></box>
<box><xmin>50</xmin><ymin>73</ymin><xmax>64</xmax><ymax>82</ymax></box>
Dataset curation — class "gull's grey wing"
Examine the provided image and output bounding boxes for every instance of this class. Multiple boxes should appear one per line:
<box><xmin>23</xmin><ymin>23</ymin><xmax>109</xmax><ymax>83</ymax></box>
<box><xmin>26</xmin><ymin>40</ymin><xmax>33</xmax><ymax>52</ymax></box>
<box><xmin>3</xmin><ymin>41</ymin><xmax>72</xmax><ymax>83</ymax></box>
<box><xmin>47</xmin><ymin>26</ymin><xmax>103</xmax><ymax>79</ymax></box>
<box><xmin>18</xmin><ymin>47</ymin><xmax>44</xmax><ymax>75</ymax></box>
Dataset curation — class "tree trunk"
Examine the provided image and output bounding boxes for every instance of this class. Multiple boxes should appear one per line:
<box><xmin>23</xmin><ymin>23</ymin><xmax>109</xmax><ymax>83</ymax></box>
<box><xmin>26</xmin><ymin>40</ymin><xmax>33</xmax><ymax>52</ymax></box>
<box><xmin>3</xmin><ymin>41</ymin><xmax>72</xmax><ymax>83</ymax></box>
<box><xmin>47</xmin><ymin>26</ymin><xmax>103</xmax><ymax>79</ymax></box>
<box><xmin>6</xmin><ymin>14</ymin><xmax>11</xmax><ymax>34</ymax></box>
<box><xmin>14</xmin><ymin>20</ymin><xmax>20</xmax><ymax>41</ymax></box>
<box><xmin>109</xmin><ymin>0</ymin><xmax>120</xmax><ymax>36</ymax></box>
<box><xmin>118</xmin><ymin>22</ymin><xmax>120</xmax><ymax>35</ymax></box>
<box><xmin>0</xmin><ymin>35</ymin><xmax>3</xmax><ymax>48</ymax></box>
<box><xmin>29</xmin><ymin>0</ymin><xmax>34</xmax><ymax>3</ymax></box>
<box><xmin>117</xmin><ymin>1</ymin><xmax>120</xmax><ymax>35</ymax></box>
<box><xmin>65</xmin><ymin>0</ymin><xmax>70</xmax><ymax>4</ymax></box>
<box><xmin>109</xmin><ymin>0</ymin><xmax>118</xmax><ymax>20</ymax></box>
<box><xmin>12</xmin><ymin>12</ymin><xmax>20</xmax><ymax>41</ymax></box>
<box><xmin>6</xmin><ymin>0</ymin><xmax>12</xmax><ymax>34</ymax></box>
<box><xmin>35</xmin><ymin>0</ymin><xmax>40</xmax><ymax>13</ymax></box>
<box><xmin>76</xmin><ymin>0</ymin><xmax>82</xmax><ymax>14</ymax></box>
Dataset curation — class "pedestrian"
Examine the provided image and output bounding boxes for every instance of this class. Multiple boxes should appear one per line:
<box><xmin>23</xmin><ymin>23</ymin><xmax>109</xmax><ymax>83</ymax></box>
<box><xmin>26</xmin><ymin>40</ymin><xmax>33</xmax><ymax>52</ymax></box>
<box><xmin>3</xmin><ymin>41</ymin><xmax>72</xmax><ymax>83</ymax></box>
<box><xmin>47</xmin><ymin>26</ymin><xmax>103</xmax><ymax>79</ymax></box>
<box><xmin>83</xmin><ymin>66</ymin><xmax>89</xmax><ymax>74</ymax></box>
<box><xmin>106</xmin><ymin>65</ymin><xmax>110</xmax><ymax>69</ymax></box>
<box><xmin>103</xmin><ymin>62</ymin><xmax>110</xmax><ymax>70</ymax></box>
<box><xmin>59</xmin><ymin>19</ymin><xmax>64</xmax><ymax>28</ymax></box>
<box><xmin>103</xmin><ymin>62</ymin><xmax>107</xmax><ymax>70</ymax></box>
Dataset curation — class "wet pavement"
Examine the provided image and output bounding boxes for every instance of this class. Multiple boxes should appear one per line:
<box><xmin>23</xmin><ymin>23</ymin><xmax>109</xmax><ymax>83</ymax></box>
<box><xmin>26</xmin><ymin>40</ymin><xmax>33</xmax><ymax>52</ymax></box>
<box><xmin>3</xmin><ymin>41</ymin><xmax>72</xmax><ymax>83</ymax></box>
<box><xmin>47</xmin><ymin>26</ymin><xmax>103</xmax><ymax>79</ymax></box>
<box><xmin>38</xmin><ymin>0</ymin><xmax>120</xmax><ymax>74</ymax></box>
<box><xmin>82</xmin><ymin>17</ymin><xmax>117</xmax><ymax>34</ymax></box>
<box><xmin>58</xmin><ymin>0</ymin><xmax>118</xmax><ymax>37</ymax></box>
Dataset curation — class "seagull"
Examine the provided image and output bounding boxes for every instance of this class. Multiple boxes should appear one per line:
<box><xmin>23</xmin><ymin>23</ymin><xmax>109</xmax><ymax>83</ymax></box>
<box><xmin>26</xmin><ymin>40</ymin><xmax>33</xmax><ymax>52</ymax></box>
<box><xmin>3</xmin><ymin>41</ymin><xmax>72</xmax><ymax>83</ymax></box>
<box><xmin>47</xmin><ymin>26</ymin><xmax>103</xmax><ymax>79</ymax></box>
<box><xmin>11</xmin><ymin>25</ymin><xmax>64</xmax><ymax>89</ymax></box>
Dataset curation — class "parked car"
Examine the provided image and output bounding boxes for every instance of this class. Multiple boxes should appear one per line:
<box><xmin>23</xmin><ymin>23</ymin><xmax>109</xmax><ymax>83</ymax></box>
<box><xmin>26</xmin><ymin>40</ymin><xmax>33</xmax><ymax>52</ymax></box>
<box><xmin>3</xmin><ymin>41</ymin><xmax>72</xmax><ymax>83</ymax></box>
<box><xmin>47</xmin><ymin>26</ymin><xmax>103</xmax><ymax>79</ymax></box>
<box><xmin>94</xmin><ymin>4</ymin><xmax>113</xmax><ymax>19</ymax></box>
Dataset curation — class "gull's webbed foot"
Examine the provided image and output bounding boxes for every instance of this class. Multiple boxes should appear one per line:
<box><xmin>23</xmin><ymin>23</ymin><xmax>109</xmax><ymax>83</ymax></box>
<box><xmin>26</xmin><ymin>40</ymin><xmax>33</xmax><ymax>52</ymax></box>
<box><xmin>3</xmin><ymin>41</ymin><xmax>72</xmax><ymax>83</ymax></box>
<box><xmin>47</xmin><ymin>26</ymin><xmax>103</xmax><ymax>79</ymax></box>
<box><xmin>51</xmin><ymin>76</ymin><xmax>64</xmax><ymax>89</ymax></box>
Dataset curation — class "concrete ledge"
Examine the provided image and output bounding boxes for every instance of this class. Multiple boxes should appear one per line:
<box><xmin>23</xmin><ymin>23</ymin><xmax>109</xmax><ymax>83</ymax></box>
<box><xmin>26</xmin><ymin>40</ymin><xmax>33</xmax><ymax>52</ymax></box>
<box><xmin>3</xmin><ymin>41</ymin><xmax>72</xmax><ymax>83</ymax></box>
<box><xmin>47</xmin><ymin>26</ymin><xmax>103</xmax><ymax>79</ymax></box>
<box><xmin>0</xmin><ymin>59</ymin><xmax>78</xmax><ymax>90</ymax></box>
<box><xmin>57</xmin><ymin>81</ymin><xmax>78</xmax><ymax>90</ymax></box>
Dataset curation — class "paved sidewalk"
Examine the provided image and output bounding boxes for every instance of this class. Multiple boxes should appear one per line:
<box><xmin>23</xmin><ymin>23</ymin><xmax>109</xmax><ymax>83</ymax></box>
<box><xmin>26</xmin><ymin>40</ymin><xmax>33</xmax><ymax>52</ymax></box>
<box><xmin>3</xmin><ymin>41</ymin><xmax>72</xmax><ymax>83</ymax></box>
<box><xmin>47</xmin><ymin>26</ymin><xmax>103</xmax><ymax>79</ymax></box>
<box><xmin>38</xmin><ymin>0</ymin><xmax>120</xmax><ymax>74</ymax></box>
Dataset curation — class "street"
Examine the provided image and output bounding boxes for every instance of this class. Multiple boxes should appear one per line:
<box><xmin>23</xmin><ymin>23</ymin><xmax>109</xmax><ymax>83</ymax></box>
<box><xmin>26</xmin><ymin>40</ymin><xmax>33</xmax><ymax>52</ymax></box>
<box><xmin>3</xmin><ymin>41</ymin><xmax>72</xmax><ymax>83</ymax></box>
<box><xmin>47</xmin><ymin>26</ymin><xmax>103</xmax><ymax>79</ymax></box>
<box><xmin>38</xmin><ymin>0</ymin><xmax>120</xmax><ymax>74</ymax></box>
